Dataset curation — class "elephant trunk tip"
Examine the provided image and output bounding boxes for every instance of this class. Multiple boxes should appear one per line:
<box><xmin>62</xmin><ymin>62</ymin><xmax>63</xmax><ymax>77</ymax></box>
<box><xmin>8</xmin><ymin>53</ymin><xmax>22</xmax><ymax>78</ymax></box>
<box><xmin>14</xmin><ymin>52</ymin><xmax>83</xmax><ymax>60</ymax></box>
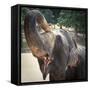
<box><xmin>43</xmin><ymin>73</ymin><xmax>47</xmax><ymax>80</ymax></box>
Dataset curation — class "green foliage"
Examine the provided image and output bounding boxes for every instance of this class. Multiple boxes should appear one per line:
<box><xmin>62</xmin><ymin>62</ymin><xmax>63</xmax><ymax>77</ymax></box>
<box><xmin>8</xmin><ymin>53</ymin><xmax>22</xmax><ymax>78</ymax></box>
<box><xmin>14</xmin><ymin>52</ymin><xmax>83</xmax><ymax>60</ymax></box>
<box><xmin>39</xmin><ymin>9</ymin><xmax>54</xmax><ymax>23</ymax></box>
<box><xmin>50</xmin><ymin>9</ymin><xmax>61</xmax><ymax>24</ymax></box>
<box><xmin>57</xmin><ymin>10</ymin><xmax>86</xmax><ymax>33</ymax></box>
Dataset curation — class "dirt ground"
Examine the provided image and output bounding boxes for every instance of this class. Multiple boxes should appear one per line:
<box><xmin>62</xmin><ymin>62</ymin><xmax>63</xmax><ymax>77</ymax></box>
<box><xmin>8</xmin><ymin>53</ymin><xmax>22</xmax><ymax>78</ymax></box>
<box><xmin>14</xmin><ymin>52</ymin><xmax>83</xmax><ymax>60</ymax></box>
<box><xmin>21</xmin><ymin>53</ymin><xmax>49</xmax><ymax>83</ymax></box>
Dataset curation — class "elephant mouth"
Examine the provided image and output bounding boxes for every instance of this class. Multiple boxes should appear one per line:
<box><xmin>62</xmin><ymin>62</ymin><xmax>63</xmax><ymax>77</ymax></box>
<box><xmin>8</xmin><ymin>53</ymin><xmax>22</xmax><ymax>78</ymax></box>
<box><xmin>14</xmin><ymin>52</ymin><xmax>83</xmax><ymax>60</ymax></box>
<box><xmin>37</xmin><ymin>53</ymin><xmax>53</xmax><ymax>80</ymax></box>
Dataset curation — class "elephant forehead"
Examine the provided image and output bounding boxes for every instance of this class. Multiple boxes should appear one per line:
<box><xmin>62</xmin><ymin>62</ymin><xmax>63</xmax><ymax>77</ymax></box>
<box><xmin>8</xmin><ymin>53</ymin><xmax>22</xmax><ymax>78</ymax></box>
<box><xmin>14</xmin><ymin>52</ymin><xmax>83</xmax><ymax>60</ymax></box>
<box><xmin>40</xmin><ymin>32</ymin><xmax>56</xmax><ymax>54</ymax></box>
<box><xmin>53</xmin><ymin>30</ymin><xmax>69</xmax><ymax>47</ymax></box>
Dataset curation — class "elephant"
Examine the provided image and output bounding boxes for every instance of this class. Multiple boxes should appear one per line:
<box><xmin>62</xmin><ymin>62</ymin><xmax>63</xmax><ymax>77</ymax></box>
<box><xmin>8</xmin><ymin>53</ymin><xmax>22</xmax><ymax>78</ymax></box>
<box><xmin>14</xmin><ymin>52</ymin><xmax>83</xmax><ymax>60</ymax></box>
<box><xmin>24</xmin><ymin>9</ymin><xmax>86</xmax><ymax>81</ymax></box>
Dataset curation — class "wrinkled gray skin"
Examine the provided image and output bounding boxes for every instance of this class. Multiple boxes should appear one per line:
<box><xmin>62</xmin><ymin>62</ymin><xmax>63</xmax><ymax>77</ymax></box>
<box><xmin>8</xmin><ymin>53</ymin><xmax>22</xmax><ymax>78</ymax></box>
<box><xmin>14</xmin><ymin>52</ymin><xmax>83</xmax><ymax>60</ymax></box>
<box><xmin>24</xmin><ymin>10</ymin><xmax>86</xmax><ymax>81</ymax></box>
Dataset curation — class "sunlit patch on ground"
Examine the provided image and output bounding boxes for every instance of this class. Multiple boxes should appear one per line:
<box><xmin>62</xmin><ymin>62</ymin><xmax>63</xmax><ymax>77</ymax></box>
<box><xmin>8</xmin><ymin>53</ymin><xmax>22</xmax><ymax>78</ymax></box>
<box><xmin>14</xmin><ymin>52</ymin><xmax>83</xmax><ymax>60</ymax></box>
<box><xmin>21</xmin><ymin>53</ymin><xmax>49</xmax><ymax>82</ymax></box>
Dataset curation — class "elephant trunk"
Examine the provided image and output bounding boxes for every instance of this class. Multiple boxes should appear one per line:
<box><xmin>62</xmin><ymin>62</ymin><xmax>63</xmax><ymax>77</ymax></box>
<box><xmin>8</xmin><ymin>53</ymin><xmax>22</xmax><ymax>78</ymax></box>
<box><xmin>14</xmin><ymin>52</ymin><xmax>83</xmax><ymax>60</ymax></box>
<box><xmin>24</xmin><ymin>10</ymin><xmax>52</xmax><ymax>80</ymax></box>
<box><xmin>24</xmin><ymin>10</ymin><xmax>51</xmax><ymax>58</ymax></box>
